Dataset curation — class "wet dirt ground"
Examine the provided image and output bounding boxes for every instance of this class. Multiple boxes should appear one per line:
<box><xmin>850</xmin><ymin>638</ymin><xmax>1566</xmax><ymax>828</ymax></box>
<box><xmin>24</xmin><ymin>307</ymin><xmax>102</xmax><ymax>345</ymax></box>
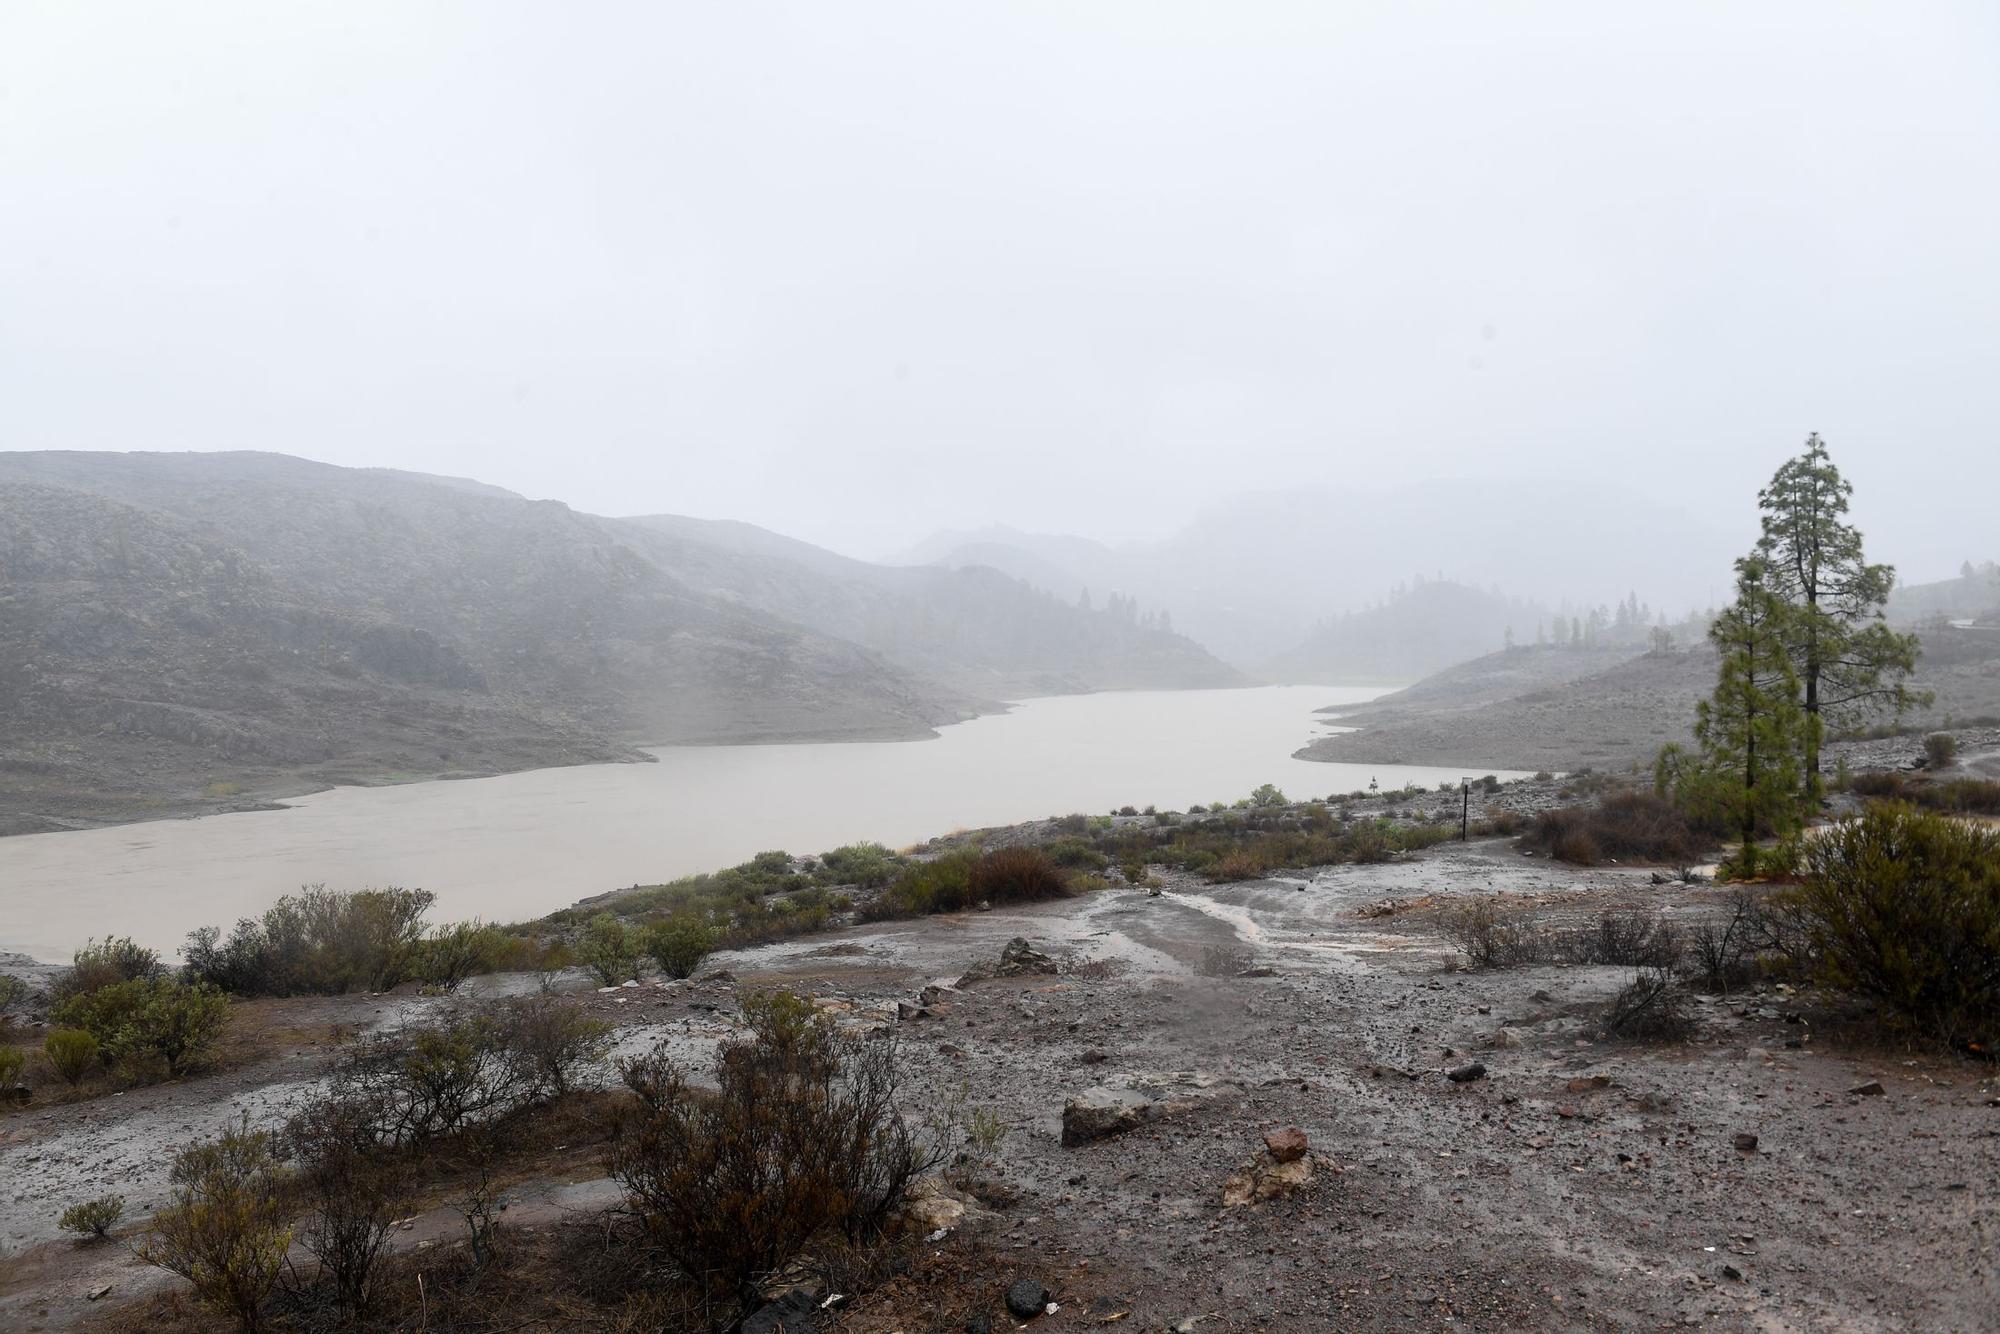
<box><xmin>6</xmin><ymin>838</ymin><xmax>1998</xmax><ymax>1330</ymax></box>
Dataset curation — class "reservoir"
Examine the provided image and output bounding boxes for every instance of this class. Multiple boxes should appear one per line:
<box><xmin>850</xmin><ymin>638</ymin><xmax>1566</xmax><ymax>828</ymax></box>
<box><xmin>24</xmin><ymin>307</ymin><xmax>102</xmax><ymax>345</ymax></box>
<box><xmin>0</xmin><ymin>685</ymin><xmax>1523</xmax><ymax>959</ymax></box>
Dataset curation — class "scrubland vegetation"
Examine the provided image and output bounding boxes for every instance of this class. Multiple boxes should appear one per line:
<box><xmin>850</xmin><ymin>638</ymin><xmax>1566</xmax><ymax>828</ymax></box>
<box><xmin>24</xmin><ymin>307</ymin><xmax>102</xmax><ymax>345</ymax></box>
<box><xmin>1446</xmin><ymin>801</ymin><xmax>2000</xmax><ymax>1049</ymax></box>
<box><xmin>68</xmin><ymin>985</ymin><xmax>938</xmax><ymax>1333</ymax></box>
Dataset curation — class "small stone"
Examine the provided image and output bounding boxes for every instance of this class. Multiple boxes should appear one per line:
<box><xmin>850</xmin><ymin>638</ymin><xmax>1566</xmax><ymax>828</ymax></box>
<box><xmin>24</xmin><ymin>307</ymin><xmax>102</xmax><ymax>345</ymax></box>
<box><xmin>1733</xmin><ymin>1132</ymin><xmax>1759</xmax><ymax>1153</ymax></box>
<box><xmin>741</xmin><ymin>1290</ymin><xmax>820</xmax><ymax>1334</ymax></box>
<box><xmin>1721</xmin><ymin>1264</ymin><xmax>1744</xmax><ymax>1282</ymax></box>
<box><xmin>1849</xmin><ymin>1079</ymin><xmax>1886</xmax><ymax>1097</ymax></box>
<box><xmin>1447</xmin><ymin>1062</ymin><xmax>1487</xmax><ymax>1083</ymax></box>
<box><xmin>86</xmin><ymin>1284</ymin><xmax>112</xmax><ymax>1301</ymax></box>
<box><xmin>1005</xmin><ymin>1278</ymin><xmax>1052</xmax><ymax>1319</ymax></box>
<box><xmin>1263</xmin><ymin>1127</ymin><xmax>1309</xmax><ymax>1163</ymax></box>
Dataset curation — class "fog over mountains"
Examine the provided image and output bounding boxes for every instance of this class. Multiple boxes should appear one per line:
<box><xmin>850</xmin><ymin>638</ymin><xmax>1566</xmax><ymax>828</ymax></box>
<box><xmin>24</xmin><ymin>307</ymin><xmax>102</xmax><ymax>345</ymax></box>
<box><xmin>0</xmin><ymin>451</ymin><xmax>1233</xmax><ymax>832</ymax></box>
<box><xmin>904</xmin><ymin>478</ymin><xmax>1747</xmax><ymax>669</ymax></box>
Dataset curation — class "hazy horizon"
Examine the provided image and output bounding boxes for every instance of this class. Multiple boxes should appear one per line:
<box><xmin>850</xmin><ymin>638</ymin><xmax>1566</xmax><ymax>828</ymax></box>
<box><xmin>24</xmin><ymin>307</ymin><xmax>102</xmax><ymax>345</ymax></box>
<box><xmin>6</xmin><ymin>3</ymin><xmax>1998</xmax><ymax>585</ymax></box>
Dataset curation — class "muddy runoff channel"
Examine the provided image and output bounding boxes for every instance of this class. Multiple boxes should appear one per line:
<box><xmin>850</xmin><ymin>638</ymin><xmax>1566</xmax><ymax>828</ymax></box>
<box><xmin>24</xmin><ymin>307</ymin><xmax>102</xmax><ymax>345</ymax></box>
<box><xmin>7</xmin><ymin>841</ymin><xmax>1997</xmax><ymax>1331</ymax></box>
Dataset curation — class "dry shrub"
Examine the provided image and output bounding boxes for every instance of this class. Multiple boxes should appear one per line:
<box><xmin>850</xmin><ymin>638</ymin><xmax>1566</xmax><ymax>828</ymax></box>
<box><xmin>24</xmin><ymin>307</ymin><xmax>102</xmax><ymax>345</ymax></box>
<box><xmin>341</xmin><ymin>996</ymin><xmax>610</xmax><ymax>1147</ymax></box>
<box><xmin>1439</xmin><ymin>900</ymin><xmax>1542</xmax><ymax>968</ymax></box>
<box><xmin>1683</xmin><ymin>890</ymin><xmax>1777</xmax><ymax>992</ymax></box>
<box><xmin>1580</xmin><ymin>910</ymin><xmax>1683</xmax><ymax>969</ymax></box>
<box><xmin>611</xmin><ymin>990</ymin><xmax>943</xmax><ymax>1320</ymax></box>
<box><xmin>1518</xmin><ymin>791</ymin><xmax>1709</xmax><ymax>866</ymax></box>
<box><xmin>1602</xmin><ymin>970</ymin><xmax>1697</xmax><ymax>1042</ymax></box>
<box><xmin>1850</xmin><ymin>771</ymin><xmax>2000</xmax><ymax>816</ymax></box>
<box><xmin>281</xmin><ymin>1092</ymin><xmax>399</xmax><ymax>1320</ymax></box>
<box><xmin>968</xmin><ymin>847</ymin><xmax>1074</xmax><ymax>905</ymax></box>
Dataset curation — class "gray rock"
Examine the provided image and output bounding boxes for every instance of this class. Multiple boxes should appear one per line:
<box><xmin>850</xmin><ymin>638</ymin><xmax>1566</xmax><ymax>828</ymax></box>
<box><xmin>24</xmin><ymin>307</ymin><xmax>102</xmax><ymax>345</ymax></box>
<box><xmin>741</xmin><ymin>1289</ymin><xmax>820</xmax><ymax>1334</ymax></box>
<box><xmin>1447</xmin><ymin>1062</ymin><xmax>1487</xmax><ymax>1083</ymax></box>
<box><xmin>1061</xmin><ymin>1087</ymin><xmax>1156</xmax><ymax>1145</ymax></box>
<box><xmin>998</xmin><ymin>937</ymin><xmax>1060</xmax><ymax>976</ymax></box>
<box><xmin>1060</xmin><ymin>1071</ymin><xmax>1239</xmax><ymax>1146</ymax></box>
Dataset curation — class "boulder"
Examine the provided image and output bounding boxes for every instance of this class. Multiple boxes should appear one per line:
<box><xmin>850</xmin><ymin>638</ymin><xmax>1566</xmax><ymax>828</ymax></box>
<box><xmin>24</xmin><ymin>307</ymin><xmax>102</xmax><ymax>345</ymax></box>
<box><xmin>998</xmin><ymin>937</ymin><xmax>1060</xmax><ymax>976</ymax></box>
<box><xmin>1061</xmin><ymin>1071</ymin><xmax>1240</xmax><ymax>1147</ymax></box>
<box><xmin>1004</xmin><ymin>1279</ymin><xmax>1052</xmax><ymax>1319</ymax></box>
<box><xmin>1222</xmin><ymin>1151</ymin><xmax>1317</xmax><ymax>1206</ymax></box>
<box><xmin>1061</xmin><ymin>1088</ymin><xmax>1155</xmax><ymax>1145</ymax></box>
<box><xmin>1263</xmin><ymin>1127</ymin><xmax>1309</xmax><ymax>1163</ymax></box>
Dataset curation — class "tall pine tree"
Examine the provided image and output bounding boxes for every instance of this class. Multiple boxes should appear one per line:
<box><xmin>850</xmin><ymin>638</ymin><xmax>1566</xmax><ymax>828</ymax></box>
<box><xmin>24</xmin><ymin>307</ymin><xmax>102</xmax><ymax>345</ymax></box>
<box><xmin>1754</xmin><ymin>434</ymin><xmax>1926</xmax><ymax>794</ymax></box>
<box><xmin>1696</xmin><ymin>557</ymin><xmax>1807</xmax><ymax>875</ymax></box>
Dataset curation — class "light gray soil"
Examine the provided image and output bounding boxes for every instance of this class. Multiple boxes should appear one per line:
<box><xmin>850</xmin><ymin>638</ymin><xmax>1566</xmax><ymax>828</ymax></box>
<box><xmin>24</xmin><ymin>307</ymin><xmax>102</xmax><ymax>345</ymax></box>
<box><xmin>7</xmin><ymin>838</ymin><xmax>1995</xmax><ymax>1331</ymax></box>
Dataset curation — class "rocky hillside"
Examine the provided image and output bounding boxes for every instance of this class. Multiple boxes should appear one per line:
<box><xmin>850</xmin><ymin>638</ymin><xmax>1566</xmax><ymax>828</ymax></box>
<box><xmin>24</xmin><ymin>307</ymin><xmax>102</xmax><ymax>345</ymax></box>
<box><xmin>618</xmin><ymin>514</ymin><xmax>1240</xmax><ymax>697</ymax></box>
<box><xmin>0</xmin><ymin>452</ymin><xmax>1235</xmax><ymax>832</ymax></box>
<box><xmin>1299</xmin><ymin>630</ymin><xmax>2000</xmax><ymax>773</ymax></box>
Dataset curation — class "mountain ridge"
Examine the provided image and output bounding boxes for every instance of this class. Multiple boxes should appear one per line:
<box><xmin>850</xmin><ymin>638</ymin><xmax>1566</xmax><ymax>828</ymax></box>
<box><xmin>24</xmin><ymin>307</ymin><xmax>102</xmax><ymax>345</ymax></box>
<box><xmin>0</xmin><ymin>451</ymin><xmax>1236</xmax><ymax>833</ymax></box>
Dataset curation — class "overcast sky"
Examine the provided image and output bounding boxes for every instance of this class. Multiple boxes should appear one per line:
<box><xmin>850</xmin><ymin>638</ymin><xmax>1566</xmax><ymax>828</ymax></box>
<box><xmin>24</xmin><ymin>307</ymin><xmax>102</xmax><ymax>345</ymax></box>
<box><xmin>3</xmin><ymin>2</ymin><xmax>1996</xmax><ymax>582</ymax></box>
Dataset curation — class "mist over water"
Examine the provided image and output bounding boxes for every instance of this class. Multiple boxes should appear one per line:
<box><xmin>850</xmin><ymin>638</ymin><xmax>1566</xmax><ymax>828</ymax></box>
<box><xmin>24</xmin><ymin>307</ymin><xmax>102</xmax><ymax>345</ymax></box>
<box><xmin>0</xmin><ymin>686</ymin><xmax>1521</xmax><ymax>960</ymax></box>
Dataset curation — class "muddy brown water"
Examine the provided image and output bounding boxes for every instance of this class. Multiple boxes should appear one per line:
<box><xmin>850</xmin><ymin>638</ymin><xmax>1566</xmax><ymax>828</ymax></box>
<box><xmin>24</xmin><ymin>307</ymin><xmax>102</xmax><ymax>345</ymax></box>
<box><xmin>0</xmin><ymin>686</ymin><xmax>1528</xmax><ymax>961</ymax></box>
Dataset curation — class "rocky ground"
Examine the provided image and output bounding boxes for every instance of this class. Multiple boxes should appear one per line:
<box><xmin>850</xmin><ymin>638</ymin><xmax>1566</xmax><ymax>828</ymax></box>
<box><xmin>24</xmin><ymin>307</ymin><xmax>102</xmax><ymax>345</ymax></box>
<box><xmin>5</xmin><ymin>827</ymin><xmax>1996</xmax><ymax>1331</ymax></box>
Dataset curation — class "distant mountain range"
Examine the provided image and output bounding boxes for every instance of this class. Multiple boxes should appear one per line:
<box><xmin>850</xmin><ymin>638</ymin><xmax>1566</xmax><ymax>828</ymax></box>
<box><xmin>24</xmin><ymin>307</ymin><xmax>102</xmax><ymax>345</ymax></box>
<box><xmin>0</xmin><ymin>451</ymin><xmax>1236</xmax><ymax>832</ymax></box>
<box><xmin>900</xmin><ymin>479</ymin><xmax>1743</xmax><ymax>670</ymax></box>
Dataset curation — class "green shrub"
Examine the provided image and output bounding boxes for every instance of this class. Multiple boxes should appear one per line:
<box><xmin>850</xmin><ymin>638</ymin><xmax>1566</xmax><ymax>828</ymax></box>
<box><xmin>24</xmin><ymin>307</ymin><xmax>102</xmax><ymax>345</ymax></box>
<box><xmin>412</xmin><ymin>921</ymin><xmax>505</xmax><ymax>993</ymax></box>
<box><xmin>59</xmin><ymin>1195</ymin><xmax>124</xmax><ymax>1240</ymax></box>
<box><xmin>1782</xmin><ymin>805</ymin><xmax>2000</xmax><ymax>1043</ymax></box>
<box><xmin>0</xmin><ymin>1045</ymin><xmax>23</xmax><ymax>1085</ymax></box>
<box><xmin>813</xmin><ymin>842</ymin><xmax>900</xmax><ymax>888</ymax></box>
<box><xmin>44</xmin><ymin>1027</ymin><xmax>99</xmax><ymax>1085</ymax></box>
<box><xmin>51</xmin><ymin>936</ymin><xmax>162</xmax><ymax>1003</ymax></box>
<box><xmin>139</xmin><ymin>1120</ymin><xmax>292</xmax><ymax>1331</ymax></box>
<box><xmin>643</xmin><ymin>916</ymin><xmax>717</xmax><ymax>980</ymax></box>
<box><xmin>1043</xmin><ymin>838</ymin><xmax>1108</xmax><ymax>870</ymax></box>
<box><xmin>184</xmin><ymin>886</ymin><xmax>434</xmax><ymax>997</ymax></box>
<box><xmin>1249</xmin><ymin>784</ymin><xmax>1287</xmax><ymax>808</ymax></box>
<box><xmin>864</xmin><ymin>849</ymin><xmax>980</xmax><ymax>919</ymax></box>
<box><xmin>1924</xmin><ymin>732</ymin><xmax>1959</xmax><ymax>769</ymax></box>
<box><xmin>52</xmin><ymin>977</ymin><xmax>229</xmax><ymax>1078</ymax></box>
<box><xmin>578</xmin><ymin>913</ymin><xmax>638</xmax><ymax>985</ymax></box>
